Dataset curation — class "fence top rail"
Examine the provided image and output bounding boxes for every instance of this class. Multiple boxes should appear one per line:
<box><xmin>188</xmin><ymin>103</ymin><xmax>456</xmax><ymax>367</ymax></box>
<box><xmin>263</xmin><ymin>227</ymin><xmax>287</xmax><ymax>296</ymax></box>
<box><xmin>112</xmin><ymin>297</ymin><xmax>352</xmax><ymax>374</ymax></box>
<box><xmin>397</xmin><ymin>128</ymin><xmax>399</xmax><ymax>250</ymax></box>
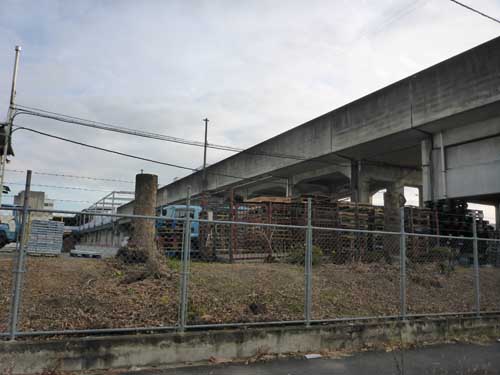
<box><xmin>313</xmin><ymin>225</ymin><xmax>500</xmax><ymax>242</ymax></box>
<box><xmin>3</xmin><ymin>206</ymin><xmax>500</xmax><ymax>242</ymax></box>
<box><xmin>405</xmin><ymin>231</ymin><xmax>500</xmax><ymax>242</ymax></box>
<box><xmin>2</xmin><ymin>206</ymin><xmax>167</xmax><ymax>221</ymax></box>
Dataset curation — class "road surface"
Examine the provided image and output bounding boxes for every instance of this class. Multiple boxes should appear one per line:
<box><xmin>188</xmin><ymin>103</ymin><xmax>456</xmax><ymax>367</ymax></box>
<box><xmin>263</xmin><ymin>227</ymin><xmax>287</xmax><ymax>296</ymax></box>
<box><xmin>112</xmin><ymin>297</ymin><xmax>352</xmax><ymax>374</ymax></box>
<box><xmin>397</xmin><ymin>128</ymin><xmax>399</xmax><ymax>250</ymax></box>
<box><xmin>124</xmin><ymin>342</ymin><xmax>500</xmax><ymax>375</ymax></box>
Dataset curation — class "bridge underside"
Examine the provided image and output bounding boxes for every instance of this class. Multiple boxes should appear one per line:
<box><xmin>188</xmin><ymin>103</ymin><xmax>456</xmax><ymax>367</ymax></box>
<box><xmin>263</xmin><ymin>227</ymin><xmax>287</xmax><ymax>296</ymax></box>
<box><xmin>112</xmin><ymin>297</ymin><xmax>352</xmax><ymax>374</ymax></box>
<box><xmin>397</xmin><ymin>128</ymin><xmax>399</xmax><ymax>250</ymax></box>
<box><xmin>178</xmin><ymin>99</ymin><xmax>500</xmax><ymax>230</ymax></box>
<box><xmin>125</xmin><ymin>37</ymin><xmax>500</xmax><ymax>228</ymax></box>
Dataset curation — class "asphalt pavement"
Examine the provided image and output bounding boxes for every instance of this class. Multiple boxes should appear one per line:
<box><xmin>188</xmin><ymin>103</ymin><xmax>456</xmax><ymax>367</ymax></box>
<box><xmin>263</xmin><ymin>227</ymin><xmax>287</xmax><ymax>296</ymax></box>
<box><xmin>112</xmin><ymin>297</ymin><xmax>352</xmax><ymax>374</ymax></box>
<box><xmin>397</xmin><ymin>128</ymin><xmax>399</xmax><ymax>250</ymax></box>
<box><xmin>124</xmin><ymin>342</ymin><xmax>500</xmax><ymax>375</ymax></box>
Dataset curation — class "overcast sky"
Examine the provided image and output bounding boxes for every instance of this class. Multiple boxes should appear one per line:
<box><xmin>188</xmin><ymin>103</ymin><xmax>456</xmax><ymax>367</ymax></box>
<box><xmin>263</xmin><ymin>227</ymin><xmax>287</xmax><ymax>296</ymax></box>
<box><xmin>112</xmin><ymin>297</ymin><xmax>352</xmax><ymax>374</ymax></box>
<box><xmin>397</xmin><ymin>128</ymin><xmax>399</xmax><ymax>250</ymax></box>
<box><xmin>0</xmin><ymin>0</ymin><xmax>499</xmax><ymax>220</ymax></box>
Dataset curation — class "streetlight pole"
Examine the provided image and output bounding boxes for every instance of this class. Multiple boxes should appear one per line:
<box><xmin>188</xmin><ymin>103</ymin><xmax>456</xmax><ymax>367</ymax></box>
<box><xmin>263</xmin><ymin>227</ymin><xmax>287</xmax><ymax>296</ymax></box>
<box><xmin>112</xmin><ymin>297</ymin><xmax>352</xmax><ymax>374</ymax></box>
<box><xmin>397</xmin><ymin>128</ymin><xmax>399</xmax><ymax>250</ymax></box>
<box><xmin>0</xmin><ymin>46</ymin><xmax>22</xmax><ymax>208</ymax></box>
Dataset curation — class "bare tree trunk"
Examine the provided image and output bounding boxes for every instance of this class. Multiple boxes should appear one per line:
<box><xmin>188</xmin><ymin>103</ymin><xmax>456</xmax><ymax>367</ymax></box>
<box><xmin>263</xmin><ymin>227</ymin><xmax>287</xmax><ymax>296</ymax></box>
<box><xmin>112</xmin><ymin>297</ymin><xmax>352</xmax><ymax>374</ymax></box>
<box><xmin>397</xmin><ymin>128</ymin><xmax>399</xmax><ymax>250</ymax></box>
<box><xmin>131</xmin><ymin>173</ymin><xmax>161</xmax><ymax>276</ymax></box>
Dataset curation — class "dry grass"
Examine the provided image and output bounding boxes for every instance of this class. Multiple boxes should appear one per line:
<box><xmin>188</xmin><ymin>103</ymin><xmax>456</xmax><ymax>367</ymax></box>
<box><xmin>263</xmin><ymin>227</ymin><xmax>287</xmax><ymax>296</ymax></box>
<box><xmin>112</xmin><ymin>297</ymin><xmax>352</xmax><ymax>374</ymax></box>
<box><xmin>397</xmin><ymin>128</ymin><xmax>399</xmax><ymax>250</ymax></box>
<box><xmin>0</xmin><ymin>256</ymin><xmax>499</xmax><ymax>333</ymax></box>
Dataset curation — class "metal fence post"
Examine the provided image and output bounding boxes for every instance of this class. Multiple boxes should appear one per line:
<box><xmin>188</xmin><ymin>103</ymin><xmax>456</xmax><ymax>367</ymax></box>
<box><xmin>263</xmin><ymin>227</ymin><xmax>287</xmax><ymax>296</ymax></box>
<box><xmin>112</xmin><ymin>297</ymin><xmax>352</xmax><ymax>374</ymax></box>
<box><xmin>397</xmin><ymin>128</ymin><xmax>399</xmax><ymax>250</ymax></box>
<box><xmin>472</xmin><ymin>216</ymin><xmax>480</xmax><ymax>317</ymax></box>
<box><xmin>178</xmin><ymin>186</ymin><xmax>191</xmax><ymax>332</ymax></box>
<box><xmin>304</xmin><ymin>198</ymin><xmax>313</xmax><ymax>327</ymax></box>
<box><xmin>9</xmin><ymin>169</ymin><xmax>31</xmax><ymax>340</ymax></box>
<box><xmin>399</xmin><ymin>206</ymin><xmax>406</xmax><ymax>319</ymax></box>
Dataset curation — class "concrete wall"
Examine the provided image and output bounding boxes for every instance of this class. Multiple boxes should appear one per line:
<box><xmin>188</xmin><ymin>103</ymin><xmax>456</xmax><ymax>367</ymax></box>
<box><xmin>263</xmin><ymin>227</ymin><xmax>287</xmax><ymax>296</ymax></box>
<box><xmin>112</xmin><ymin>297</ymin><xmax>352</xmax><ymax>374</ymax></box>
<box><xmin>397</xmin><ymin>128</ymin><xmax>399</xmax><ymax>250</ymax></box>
<box><xmin>1</xmin><ymin>315</ymin><xmax>499</xmax><ymax>374</ymax></box>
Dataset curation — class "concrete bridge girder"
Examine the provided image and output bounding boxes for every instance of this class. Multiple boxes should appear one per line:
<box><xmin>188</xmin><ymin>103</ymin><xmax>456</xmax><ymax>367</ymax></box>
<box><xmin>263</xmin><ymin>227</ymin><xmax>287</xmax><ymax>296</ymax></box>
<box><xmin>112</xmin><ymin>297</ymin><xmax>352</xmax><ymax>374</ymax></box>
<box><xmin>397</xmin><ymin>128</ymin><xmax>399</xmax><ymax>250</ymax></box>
<box><xmin>136</xmin><ymin>37</ymin><xmax>499</xmax><ymax>211</ymax></box>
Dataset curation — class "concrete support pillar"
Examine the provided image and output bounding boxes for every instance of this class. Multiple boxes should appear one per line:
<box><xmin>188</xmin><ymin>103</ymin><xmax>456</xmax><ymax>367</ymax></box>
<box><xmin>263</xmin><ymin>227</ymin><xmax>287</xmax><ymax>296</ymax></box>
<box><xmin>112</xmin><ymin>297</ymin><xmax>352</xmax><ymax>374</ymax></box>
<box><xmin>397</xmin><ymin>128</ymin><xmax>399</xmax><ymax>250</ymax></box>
<box><xmin>418</xmin><ymin>186</ymin><xmax>424</xmax><ymax>208</ymax></box>
<box><xmin>286</xmin><ymin>177</ymin><xmax>293</xmax><ymax>197</ymax></box>
<box><xmin>384</xmin><ymin>184</ymin><xmax>405</xmax><ymax>232</ymax></box>
<box><xmin>350</xmin><ymin>161</ymin><xmax>359</xmax><ymax>202</ymax></box>
<box><xmin>496</xmin><ymin>203</ymin><xmax>500</xmax><ymax>231</ymax></box>
<box><xmin>350</xmin><ymin>161</ymin><xmax>371</xmax><ymax>204</ymax></box>
<box><xmin>359</xmin><ymin>180</ymin><xmax>371</xmax><ymax>204</ymax></box>
<box><xmin>421</xmin><ymin>138</ymin><xmax>433</xmax><ymax>203</ymax></box>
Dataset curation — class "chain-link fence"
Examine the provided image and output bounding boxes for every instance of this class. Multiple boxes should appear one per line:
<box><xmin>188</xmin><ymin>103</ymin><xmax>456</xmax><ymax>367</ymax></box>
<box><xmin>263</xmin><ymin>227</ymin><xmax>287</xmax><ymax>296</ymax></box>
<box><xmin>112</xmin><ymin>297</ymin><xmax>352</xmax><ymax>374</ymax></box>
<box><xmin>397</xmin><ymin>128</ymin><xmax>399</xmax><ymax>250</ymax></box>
<box><xmin>187</xmin><ymin>222</ymin><xmax>307</xmax><ymax>327</ymax></box>
<box><xmin>0</xmin><ymin>248</ymin><xmax>14</xmax><ymax>334</ymax></box>
<box><xmin>312</xmin><ymin>228</ymin><xmax>401</xmax><ymax>320</ymax></box>
<box><xmin>479</xmin><ymin>237</ymin><xmax>500</xmax><ymax>312</ymax></box>
<box><xmin>1</xmin><ymin>201</ymin><xmax>499</xmax><ymax>339</ymax></box>
<box><xmin>16</xmin><ymin>212</ymin><xmax>181</xmax><ymax>334</ymax></box>
<box><xmin>406</xmin><ymin>234</ymin><xmax>476</xmax><ymax>315</ymax></box>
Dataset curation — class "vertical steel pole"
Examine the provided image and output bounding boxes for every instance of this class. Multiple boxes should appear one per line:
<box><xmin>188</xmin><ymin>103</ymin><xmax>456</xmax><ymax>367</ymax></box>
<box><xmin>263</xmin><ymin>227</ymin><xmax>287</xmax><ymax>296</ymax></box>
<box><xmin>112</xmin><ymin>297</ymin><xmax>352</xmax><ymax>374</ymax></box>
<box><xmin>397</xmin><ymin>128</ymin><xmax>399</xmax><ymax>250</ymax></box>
<box><xmin>304</xmin><ymin>198</ymin><xmax>313</xmax><ymax>327</ymax></box>
<box><xmin>229</xmin><ymin>189</ymin><xmax>234</xmax><ymax>263</ymax></box>
<box><xmin>179</xmin><ymin>186</ymin><xmax>191</xmax><ymax>331</ymax></box>
<box><xmin>9</xmin><ymin>169</ymin><xmax>31</xmax><ymax>340</ymax></box>
<box><xmin>111</xmin><ymin>192</ymin><xmax>116</xmax><ymax>247</ymax></box>
<box><xmin>202</xmin><ymin>118</ymin><xmax>209</xmax><ymax>183</ymax></box>
<box><xmin>0</xmin><ymin>46</ymin><xmax>22</xmax><ymax>208</ymax></box>
<box><xmin>399</xmin><ymin>207</ymin><xmax>407</xmax><ymax>319</ymax></box>
<box><xmin>201</xmin><ymin>118</ymin><xmax>209</xmax><ymax>208</ymax></box>
<box><xmin>472</xmin><ymin>216</ymin><xmax>480</xmax><ymax>317</ymax></box>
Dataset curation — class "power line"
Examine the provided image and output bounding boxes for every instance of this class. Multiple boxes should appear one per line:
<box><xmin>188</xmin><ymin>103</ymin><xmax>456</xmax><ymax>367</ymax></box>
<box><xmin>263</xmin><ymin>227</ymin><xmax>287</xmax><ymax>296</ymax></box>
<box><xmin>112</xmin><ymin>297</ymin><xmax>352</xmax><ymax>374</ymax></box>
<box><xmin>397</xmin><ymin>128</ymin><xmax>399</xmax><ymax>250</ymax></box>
<box><xmin>13</xmin><ymin>126</ymin><xmax>314</xmax><ymax>197</ymax></box>
<box><xmin>14</xmin><ymin>104</ymin><xmax>233</xmax><ymax>150</ymax></box>
<box><xmin>13</xmin><ymin>104</ymin><xmax>352</xmax><ymax>167</ymax></box>
<box><xmin>13</xmin><ymin>126</ymin><xmax>258</xmax><ymax>182</ymax></box>
<box><xmin>359</xmin><ymin>0</ymin><xmax>428</xmax><ymax>38</ymax></box>
<box><xmin>449</xmin><ymin>0</ymin><xmax>500</xmax><ymax>24</ymax></box>
<box><xmin>4</xmin><ymin>181</ymin><xmax>113</xmax><ymax>192</ymax></box>
<box><xmin>5</xmin><ymin>169</ymin><xmax>134</xmax><ymax>184</ymax></box>
<box><xmin>2</xmin><ymin>194</ymin><xmax>93</xmax><ymax>204</ymax></box>
<box><xmin>13</xmin><ymin>105</ymin><xmax>239</xmax><ymax>153</ymax></box>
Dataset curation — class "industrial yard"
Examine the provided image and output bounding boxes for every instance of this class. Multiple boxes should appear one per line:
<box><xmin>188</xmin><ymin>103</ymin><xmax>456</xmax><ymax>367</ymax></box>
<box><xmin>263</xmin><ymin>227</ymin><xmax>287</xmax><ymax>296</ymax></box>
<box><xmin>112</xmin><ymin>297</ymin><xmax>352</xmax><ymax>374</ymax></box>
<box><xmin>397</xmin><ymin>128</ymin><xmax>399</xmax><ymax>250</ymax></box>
<box><xmin>1</xmin><ymin>2</ymin><xmax>500</xmax><ymax>373</ymax></box>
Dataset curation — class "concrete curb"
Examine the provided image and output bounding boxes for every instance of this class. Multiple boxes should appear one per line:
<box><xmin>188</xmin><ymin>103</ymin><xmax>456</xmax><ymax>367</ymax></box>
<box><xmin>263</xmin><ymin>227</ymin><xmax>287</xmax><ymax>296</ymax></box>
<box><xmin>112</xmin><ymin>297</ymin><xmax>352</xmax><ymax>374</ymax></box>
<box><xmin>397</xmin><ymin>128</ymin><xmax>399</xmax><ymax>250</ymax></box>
<box><xmin>1</xmin><ymin>315</ymin><xmax>499</xmax><ymax>374</ymax></box>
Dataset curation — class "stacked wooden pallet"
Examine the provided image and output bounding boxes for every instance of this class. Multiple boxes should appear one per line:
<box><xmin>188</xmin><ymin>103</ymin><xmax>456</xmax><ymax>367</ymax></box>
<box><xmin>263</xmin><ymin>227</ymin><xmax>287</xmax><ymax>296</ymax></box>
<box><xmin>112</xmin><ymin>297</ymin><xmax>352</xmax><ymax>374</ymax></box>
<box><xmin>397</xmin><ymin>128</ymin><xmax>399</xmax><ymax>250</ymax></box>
<box><xmin>26</xmin><ymin>220</ymin><xmax>64</xmax><ymax>255</ymax></box>
<box><xmin>403</xmin><ymin>206</ymin><xmax>432</xmax><ymax>257</ymax></box>
<box><xmin>156</xmin><ymin>219</ymin><xmax>185</xmax><ymax>257</ymax></box>
<box><xmin>196</xmin><ymin>196</ymin><xmax>500</xmax><ymax>263</ymax></box>
<box><xmin>403</xmin><ymin>202</ymin><xmax>499</xmax><ymax>261</ymax></box>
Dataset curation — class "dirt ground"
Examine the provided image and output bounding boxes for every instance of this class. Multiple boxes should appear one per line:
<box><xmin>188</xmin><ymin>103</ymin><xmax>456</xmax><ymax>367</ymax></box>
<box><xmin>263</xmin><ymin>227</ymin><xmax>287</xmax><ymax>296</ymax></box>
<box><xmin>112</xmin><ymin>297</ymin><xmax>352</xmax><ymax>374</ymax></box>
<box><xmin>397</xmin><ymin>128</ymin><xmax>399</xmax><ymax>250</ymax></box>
<box><xmin>0</xmin><ymin>255</ymin><xmax>499</xmax><ymax>333</ymax></box>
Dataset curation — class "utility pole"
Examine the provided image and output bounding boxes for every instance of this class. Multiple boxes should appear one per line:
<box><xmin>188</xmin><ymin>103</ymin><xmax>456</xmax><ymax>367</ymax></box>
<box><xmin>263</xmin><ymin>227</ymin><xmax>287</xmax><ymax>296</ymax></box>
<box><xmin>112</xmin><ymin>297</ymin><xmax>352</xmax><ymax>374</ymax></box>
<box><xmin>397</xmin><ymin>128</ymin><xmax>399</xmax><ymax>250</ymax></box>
<box><xmin>0</xmin><ymin>46</ymin><xmax>22</xmax><ymax>208</ymax></box>
<box><xmin>201</xmin><ymin>118</ymin><xmax>209</xmax><ymax>208</ymax></box>
<box><xmin>202</xmin><ymin>118</ymin><xmax>209</xmax><ymax>184</ymax></box>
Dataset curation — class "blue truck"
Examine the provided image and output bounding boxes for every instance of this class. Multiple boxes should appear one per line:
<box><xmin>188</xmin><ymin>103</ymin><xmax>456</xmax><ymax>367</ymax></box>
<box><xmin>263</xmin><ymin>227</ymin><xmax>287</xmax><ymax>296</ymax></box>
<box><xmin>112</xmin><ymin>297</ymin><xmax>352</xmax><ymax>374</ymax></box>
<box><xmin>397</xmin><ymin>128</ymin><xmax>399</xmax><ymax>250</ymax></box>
<box><xmin>156</xmin><ymin>204</ymin><xmax>203</xmax><ymax>257</ymax></box>
<box><xmin>0</xmin><ymin>204</ymin><xmax>19</xmax><ymax>248</ymax></box>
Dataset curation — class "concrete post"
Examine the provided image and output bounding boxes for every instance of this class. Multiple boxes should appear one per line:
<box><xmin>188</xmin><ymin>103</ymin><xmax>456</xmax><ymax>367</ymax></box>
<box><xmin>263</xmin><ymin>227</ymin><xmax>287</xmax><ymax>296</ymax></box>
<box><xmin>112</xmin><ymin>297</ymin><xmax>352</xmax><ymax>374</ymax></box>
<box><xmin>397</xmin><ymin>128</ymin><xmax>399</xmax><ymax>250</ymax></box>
<box><xmin>286</xmin><ymin>177</ymin><xmax>293</xmax><ymax>197</ymax></box>
<box><xmin>350</xmin><ymin>161</ymin><xmax>371</xmax><ymax>204</ymax></box>
<box><xmin>350</xmin><ymin>161</ymin><xmax>359</xmax><ymax>202</ymax></box>
<box><xmin>384</xmin><ymin>184</ymin><xmax>404</xmax><ymax>232</ymax></box>
<box><xmin>496</xmin><ymin>203</ymin><xmax>500</xmax><ymax>231</ymax></box>
<box><xmin>438</xmin><ymin>132</ymin><xmax>447</xmax><ymax>199</ymax></box>
<box><xmin>131</xmin><ymin>173</ymin><xmax>159</xmax><ymax>271</ymax></box>
<box><xmin>421</xmin><ymin>138</ymin><xmax>433</xmax><ymax>203</ymax></box>
<box><xmin>358</xmin><ymin>180</ymin><xmax>371</xmax><ymax>204</ymax></box>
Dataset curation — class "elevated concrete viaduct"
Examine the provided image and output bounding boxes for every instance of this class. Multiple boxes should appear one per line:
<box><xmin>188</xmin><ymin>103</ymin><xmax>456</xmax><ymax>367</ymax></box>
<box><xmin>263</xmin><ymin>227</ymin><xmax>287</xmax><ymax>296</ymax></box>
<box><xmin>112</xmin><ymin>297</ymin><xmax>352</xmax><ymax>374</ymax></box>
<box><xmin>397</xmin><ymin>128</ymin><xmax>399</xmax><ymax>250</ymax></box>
<box><xmin>121</xmin><ymin>36</ymin><xmax>500</xmax><ymax>226</ymax></box>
